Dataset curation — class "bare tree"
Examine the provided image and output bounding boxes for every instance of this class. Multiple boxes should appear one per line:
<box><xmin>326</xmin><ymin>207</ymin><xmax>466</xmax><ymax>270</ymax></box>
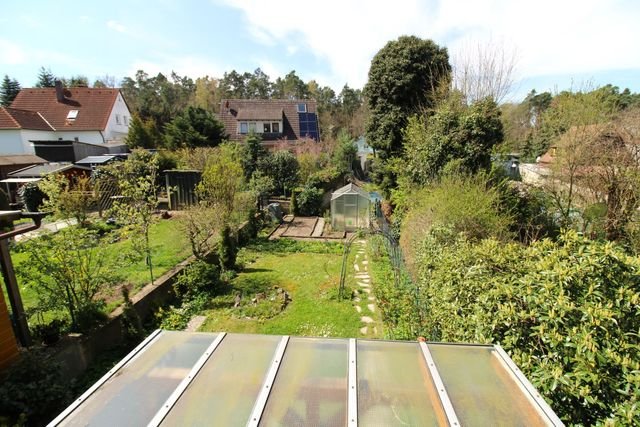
<box><xmin>452</xmin><ymin>39</ymin><xmax>518</xmax><ymax>104</ymax></box>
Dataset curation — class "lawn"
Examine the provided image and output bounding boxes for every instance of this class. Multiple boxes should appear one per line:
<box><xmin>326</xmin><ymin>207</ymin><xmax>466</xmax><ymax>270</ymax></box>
<box><xmin>4</xmin><ymin>216</ymin><xmax>191</xmax><ymax>319</ymax></box>
<box><xmin>198</xmin><ymin>238</ymin><xmax>379</xmax><ymax>338</ymax></box>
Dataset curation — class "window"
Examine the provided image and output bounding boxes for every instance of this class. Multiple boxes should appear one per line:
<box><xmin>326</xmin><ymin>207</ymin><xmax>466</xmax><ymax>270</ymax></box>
<box><xmin>248</xmin><ymin>122</ymin><xmax>256</xmax><ymax>133</ymax></box>
<box><xmin>67</xmin><ymin>110</ymin><xmax>78</xmax><ymax>120</ymax></box>
<box><xmin>297</xmin><ymin>103</ymin><xmax>307</xmax><ymax>113</ymax></box>
<box><xmin>123</xmin><ymin>116</ymin><xmax>129</xmax><ymax>126</ymax></box>
<box><xmin>115</xmin><ymin>114</ymin><xmax>121</xmax><ymax>125</ymax></box>
<box><xmin>272</xmin><ymin>122</ymin><xmax>280</xmax><ymax>133</ymax></box>
<box><xmin>239</xmin><ymin>122</ymin><xmax>248</xmax><ymax>134</ymax></box>
<box><xmin>263</xmin><ymin>123</ymin><xmax>271</xmax><ymax>133</ymax></box>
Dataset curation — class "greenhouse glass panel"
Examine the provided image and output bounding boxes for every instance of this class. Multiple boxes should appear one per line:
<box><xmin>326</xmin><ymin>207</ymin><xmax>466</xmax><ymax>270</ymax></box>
<box><xmin>161</xmin><ymin>333</ymin><xmax>280</xmax><ymax>426</ymax></box>
<box><xmin>58</xmin><ymin>331</ymin><xmax>216</xmax><ymax>427</ymax></box>
<box><xmin>428</xmin><ymin>344</ymin><xmax>549</xmax><ymax>426</ymax></box>
<box><xmin>259</xmin><ymin>337</ymin><xmax>348</xmax><ymax>427</ymax></box>
<box><xmin>357</xmin><ymin>340</ymin><xmax>447</xmax><ymax>425</ymax></box>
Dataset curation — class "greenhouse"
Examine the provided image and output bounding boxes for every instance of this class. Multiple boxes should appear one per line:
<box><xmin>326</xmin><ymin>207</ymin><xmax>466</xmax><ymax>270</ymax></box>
<box><xmin>331</xmin><ymin>183</ymin><xmax>371</xmax><ymax>232</ymax></box>
<box><xmin>48</xmin><ymin>330</ymin><xmax>563</xmax><ymax>426</ymax></box>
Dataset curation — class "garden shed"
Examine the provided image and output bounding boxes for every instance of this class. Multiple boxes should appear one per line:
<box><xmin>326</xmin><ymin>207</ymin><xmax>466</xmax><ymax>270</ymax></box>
<box><xmin>331</xmin><ymin>183</ymin><xmax>370</xmax><ymax>231</ymax></box>
<box><xmin>48</xmin><ymin>330</ymin><xmax>563</xmax><ymax>426</ymax></box>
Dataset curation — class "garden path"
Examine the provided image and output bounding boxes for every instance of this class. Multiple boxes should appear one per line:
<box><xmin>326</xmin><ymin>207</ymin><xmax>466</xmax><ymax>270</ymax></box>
<box><xmin>352</xmin><ymin>239</ymin><xmax>381</xmax><ymax>336</ymax></box>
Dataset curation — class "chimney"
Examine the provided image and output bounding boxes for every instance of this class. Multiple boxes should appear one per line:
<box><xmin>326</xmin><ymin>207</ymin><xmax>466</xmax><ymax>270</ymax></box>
<box><xmin>55</xmin><ymin>80</ymin><xmax>64</xmax><ymax>102</ymax></box>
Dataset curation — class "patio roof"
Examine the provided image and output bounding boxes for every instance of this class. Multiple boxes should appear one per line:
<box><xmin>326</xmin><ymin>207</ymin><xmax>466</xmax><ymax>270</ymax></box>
<box><xmin>48</xmin><ymin>330</ymin><xmax>562</xmax><ymax>426</ymax></box>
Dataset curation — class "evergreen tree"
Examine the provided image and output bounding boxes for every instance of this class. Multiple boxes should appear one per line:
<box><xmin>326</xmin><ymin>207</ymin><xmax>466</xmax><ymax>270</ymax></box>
<box><xmin>0</xmin><ymin>75</ymin><xmax>21</xmax><ymax>106</ymax></box>
<box><xmin>35</xmin><ymin>66</ymin><xmax>56</xmax><ymax>88</ymax></box>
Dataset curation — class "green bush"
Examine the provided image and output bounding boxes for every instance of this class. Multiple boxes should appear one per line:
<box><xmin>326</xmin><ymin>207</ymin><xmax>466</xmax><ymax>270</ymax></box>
<box><xmin>296</xmin><ymin>186</ymin><xmax>323</xmax><ymax>216</ymax></box>
<box><xmin>174</xmin><ymin>260</ymin><xmax>222</xmax><ymax>301</ymax></box>
<box><xmin>218</xmin><ymin>225</ymin><xmax>237</xmax><ymax>271</ymax></box>
<box><xmin>0</xmin><ymin>351</ymin><xmax>70</xmax><ymax>426</ymax></box>
<box><xmin>408</xmin><ymin>229</ymin><xmax>640</xmax><ymax>425</ymax></box>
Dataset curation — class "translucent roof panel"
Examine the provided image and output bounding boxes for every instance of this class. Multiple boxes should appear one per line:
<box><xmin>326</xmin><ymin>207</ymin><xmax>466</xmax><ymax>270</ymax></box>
<box><xmin>57</xmin><ymin>331</ymin><xmax>216</xmax><ymax>427</ymax></box>
<box><xmin>160</xmin><ymin>333</ymin><xmax>280</xmax><ymax>426</ymax></box>
<box><xmin>357</xmin><ymin>340</ymin><xmax>448</xmax><ymax>426</ymax></box>
<box><xmin>331</xmin><ymin>183</ymin><xmax>370</xmax><ymax>200</ymax></box>
<box><xmin>259</xmin><ymin>337</ymin><xmax>349</xmax><ymax>427</ymax></box>
<box><xmin>428</xmin><ymin>343</ymin><xmax>549</xmax><ymax>426</ymax></box>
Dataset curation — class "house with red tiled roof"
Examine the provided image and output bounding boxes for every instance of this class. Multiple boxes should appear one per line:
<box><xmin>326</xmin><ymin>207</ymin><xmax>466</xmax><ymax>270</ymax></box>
<box><xmin>218</xmin><ymin>99</ymin><xmax>319</xmax><ymax>143</ymax></box>
<box><xmin>0</xmin><ymin>81</ymin><xmax>131</xmax><ymax>157</ymax></box>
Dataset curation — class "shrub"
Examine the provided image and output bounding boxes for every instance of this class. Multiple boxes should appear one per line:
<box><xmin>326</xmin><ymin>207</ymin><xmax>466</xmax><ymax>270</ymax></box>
<box><xmin>0</xmin><ymin>351</ymin><xmax>70</xmax><ymax>426</ymax></box>
<box><xmin>409</xmin><ymin>229</ymin><xmax>640</xmax><ymax>425</ymax></box>
<box><xmin>218</xmin><ymin>225</ymin><xmax>237</xmax><ymax>271</ymax></box>
<box><xmin>174</xmin><ymin>260</ymin><xmax>222</xmax><ymax>301</ymax></box>
<box><xmin>296</xmin><ymin>186</ymin><xmax>323</xmax><ymax>216</ymax></box>
<box><xmin>20</xmin><ymin>182</ymin><xmax>45</xmax><ymax>212</ymax></box>
<box><xmin>290</xmin><ymin>191</ymin><xmax>299</xmax><ymax>216</ymax></box>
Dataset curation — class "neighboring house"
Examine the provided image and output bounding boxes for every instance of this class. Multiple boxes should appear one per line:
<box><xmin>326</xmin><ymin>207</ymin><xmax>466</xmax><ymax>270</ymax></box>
<box><xmin>218</xmin><ymin>99</ymin><xmax>320</xmax><ymax>143</ymax></box>
<box><xmin>0</xmin><ymin>81</ymin><xmax>130</xmax><ymax>157</ymax></box>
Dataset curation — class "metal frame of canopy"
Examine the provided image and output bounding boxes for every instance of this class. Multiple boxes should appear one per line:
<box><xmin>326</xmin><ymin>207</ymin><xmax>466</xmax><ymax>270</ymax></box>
<box><xmin>48</xmin><ymin>330</ymin><xmax>564</xmax><ymax>427</ymax></box>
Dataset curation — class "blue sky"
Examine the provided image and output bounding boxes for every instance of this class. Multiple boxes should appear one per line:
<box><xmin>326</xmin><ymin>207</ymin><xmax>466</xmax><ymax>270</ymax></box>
<box><xmin>1</xmin><ymin>0</ymin><xmax>639</xmax><ymax>101</ymax></box>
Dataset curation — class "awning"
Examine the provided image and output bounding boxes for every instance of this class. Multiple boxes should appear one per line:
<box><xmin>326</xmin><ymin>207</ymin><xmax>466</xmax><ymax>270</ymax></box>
<box><xmin>0</xmin><ymin>177</ymin><xmax>42</xmax><ymax>183</ymax></box>
<box><xmin>48</xmin><ymin>330</ymin><xmax>563</xmax><ymax>426</ymax></box>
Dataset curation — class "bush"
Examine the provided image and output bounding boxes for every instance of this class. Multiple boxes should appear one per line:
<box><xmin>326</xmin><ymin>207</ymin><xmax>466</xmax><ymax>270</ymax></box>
<box><xmin>174</xmin><ymin>260</ymin><xmax>222</xmax><ymax>301</ymax></box>
<box><xmin>290</xmin><ymin>191</ymin><xmax>299</xmax><ymax>216</ymax></box>
<box><xmin>408</xmin><ymin>229</ymin><xmax>640</xmax><ymax>425</ymax></box>
<box><xmin>20</xmin><ymin>182</ymin><xmax>45</xmax><ymax>212</ymax></box>
<box><xmin>0</xmin><ymin>351</ymin><xmax>70</xmax><ymax>426</ymax></box>
<box><xmin>218</xmin><ymin>225</ymin><xmax>237</xmax><ymax>271</ymax></box>
<box><xmin>296</xmin><ymin>186</ymin><xmax>323</xmax><ymax>216</ymax></box>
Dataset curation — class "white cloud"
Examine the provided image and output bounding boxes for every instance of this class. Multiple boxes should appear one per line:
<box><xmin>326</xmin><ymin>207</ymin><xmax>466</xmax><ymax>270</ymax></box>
<box><xmin>107</xmin><ymin>20</ymin><xmax>128</xmax><ymax>34</ymax></box>
<box><xmin>221</xmin><ymin>0</ymin><xmax>640</xmax><ymax>89</ymax></box>
<box><xmin>0</xmin><ymin>39</ymin><xmax>27</xmax><ymax>65</ymax></box>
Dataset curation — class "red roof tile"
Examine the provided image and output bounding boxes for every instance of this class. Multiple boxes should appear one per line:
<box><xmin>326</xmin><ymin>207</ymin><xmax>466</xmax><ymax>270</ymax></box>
<box><xmin>11</xmin><ymin>87</ymin><xmax>120</xmax><ymax>131</ymax></box>
<box><xmin>0</xmin><ymin>107</ymin><xmax>53</xmax><ymax>130</ymax></box>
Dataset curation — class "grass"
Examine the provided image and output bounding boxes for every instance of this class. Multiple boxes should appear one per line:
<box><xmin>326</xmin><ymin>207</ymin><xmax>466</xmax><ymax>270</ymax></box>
<box><xmin>198</xmin><ymin>237</ymin><xmax>380</xmax><ymax>338</ymax></box>
<box><xmin>3</xmin><ymin>216</ymin><xmax>191</xmax><ymax>321</ymax></box>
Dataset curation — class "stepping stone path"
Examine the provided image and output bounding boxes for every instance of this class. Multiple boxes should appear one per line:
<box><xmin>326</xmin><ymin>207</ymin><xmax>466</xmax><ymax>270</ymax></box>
<box><xmin>349</xmin><ymin>239</ymin><xmax>380</xmax><ymax>336</ymax></box>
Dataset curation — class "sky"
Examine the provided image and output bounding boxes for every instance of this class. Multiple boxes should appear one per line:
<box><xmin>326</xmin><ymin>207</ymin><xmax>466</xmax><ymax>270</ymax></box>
<box><xmin>1</xmin><ymin>0</ymin><xmax>639</xmax><ymax>101</ymax></box>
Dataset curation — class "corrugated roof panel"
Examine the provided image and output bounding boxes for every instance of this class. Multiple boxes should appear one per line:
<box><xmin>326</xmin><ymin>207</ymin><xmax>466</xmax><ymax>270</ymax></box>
<box><xmin>259</xmin><ymin>337</ymin><xmax>349</xmax><ymax>426</ymax></box>
<box><xmin>57</xmin><ymin>331</ymin><xmax>216</xmax><ymax>427</ymax></box>
<box><xmin>160</xmin><ymin>333</ymin><xmax>280</xmax><ymax>426</ymax></box>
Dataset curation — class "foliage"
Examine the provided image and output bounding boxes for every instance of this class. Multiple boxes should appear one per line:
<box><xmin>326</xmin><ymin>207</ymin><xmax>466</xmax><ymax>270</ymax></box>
<box><xmin>120</xmin><ymin>286</ymin><xmax>144</xmax><ymax>343</ymax></box>
<box><xmin>35</xmin><ymin>66</ymin><xmax>56</xmax><ymax>88</ymax></box>
<box><xmin>180</xmin><ymin>203</ymin><xmax>225</xmax><ymax>261</ymax></box>
<box><xmin>399</xmin><ymin>172</ymin><xmax>513</xmax><ymax>274</ymax></box>
<box><xmin>125</xmin><ymin>114</ymin><xmax>161</xmax><ymax>149</ymax></box>
<box><xmin>332</xmin><ymin>131</ymin><xmax>357</xmax><ymax>177</ymax></box>
<box><xmin>218</xmin><ymin>225</ymin><xmax>237</xmax><ymax>271</ymax></box>
<box><xmin>0</xmin><ymin>74</ymin><xmax>21</xmax><ymax>106</ymax></box>
<box><xmin>196</xmin><ymin>143</ymin><xmax>245</xmax><ymax>214</ymax></box>
<box><xmin>248</xmin><ymin>171</ymin><xmax>275</xmax><ymax>209</ymax></box>
<box><xmin>173</xmin><ymin>260</ymin><xmax>222</xmax><ymax>301</ymax></box>
<box><xmin>403</xmin><ymin>93</ymin><xmax>503</xmax><ymax>184</ymax></box>
<box><xmin>18</xmin><ymin>227</ymin><xmax>119</xmax><ymax>332</ymax></box>
<box><xmin>38</xmin><ymin>173</ymin><xmax>96</xmax><ymax>226</ymax></box>
<box><xmin>407</xmin><ymin>230</ymin><xmax>640</xmax><ymax>425</ymax></box>
<box><xmin>240</xmin><ymin>133</ymin><xmax>268</xmax><ymax>179</ymax></box>
<box><xmin>163</xmin><ymin>106</ymin><xmax>226</xmax><ymax>149</ymax></box>
<box><xmin>290</xmin><ymin>191</ymin><xmax>299</xmax><ymax>215</ymax></box>
<box><xmin>259</xmin><ymin>150</ymin><xmax>300</xmax><ymax>196</ymax></box>
<box><xmin>102</xmin><ymin>150</ymin><xmax>159</xmax><ymax>285</ymax></box>
<box><xmin>296</xmin><ymin>186</ymin><xmax>323</xmax><ymax>216</ymax></box>
<box><xmin>20</xmin><ymin>181</ymin><xmax>45</xmax><ymax>212</ymax></box>
<box><xmin>365</xmin><ymin>35</ymin><xmax>451</xmax><ymax>158</ymax></box>
<box><xmin>0</xmin><ymin>350</ymin><xmax>70</xmax><ymax>426</ymax></box>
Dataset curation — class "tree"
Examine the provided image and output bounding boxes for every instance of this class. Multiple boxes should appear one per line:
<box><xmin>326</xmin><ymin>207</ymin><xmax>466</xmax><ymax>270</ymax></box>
<box><xmin>61</xmin><ymin>75</ymin><xmax>89</xmax><ymax>87</ymax></box>
<box><xmin>452</xmin><ymin>39</ymin><xmax>517</xmax><ymax>104</ymax></box>
<box><xmin>403</xmin><ymin>93</ymin><xmax>503</xmax><ymax>184</ymax></box>
<box><xmin>125</xmin><ymin>114</ymin><xmax>161</xmax><ymax>149</ymax></box>
<box><xmin>93</xmin><ymin>74</ymin><xmax>118</xmax><ymax>88</ymax></box>
<box><xmin>35</xmin><ymin>66</ymin><xmax>56</xmax><ymax>88</ymax></box>
<box><xmin>38</xmin><ymin>173</ymin><xmax>96</xmax><ymax>226</ymax></box>
<box><xmin>240</xmin><ymin>133</ymin><xmax>268</xmax><ymax>179</ymax></box>
<box><xmin>332</xmin><ymin>131</ymin><xmax>357</xmax><ymax>177</ymax></box>
<box><xmin>0</xmin><ymin>75</ymin><xmax>21</xmax><ymax>106</ymax></box>
<box><xmin>164</xmin><ymin>106</ymin><xmax>226</xmax><ymax>149</ymax></box>
<box><xmin>193</xmin><ymin>76</ymin><xmax>219</xmax><ymax>111</ymax></box>
<box><xmin>364</xmin><ymin>36</ymin><xmax>451</xmax><ymax>159</ymax></box>
<box><xmin>272</xmin><ymin>70</ymin><xmax>308</xmax><ymax>99</ymax></box>
<box><xmin>259</xmin><ymin>150</ymin><xmax>300</xmax><ymax>196</ymax></box>
<box><xmin>245</xmin><ymin>68</ymin><xmax>272</xmax><ymax>99</ymax></box>
<box><xmin>103</xmin><ymin>150</ymin><xmax>159</xmax><ymax>285</ymax></box>
<box><xmin>19</xmin><ymin>227</ymin><xmax>120</xmax><ymax>332</ymax></box>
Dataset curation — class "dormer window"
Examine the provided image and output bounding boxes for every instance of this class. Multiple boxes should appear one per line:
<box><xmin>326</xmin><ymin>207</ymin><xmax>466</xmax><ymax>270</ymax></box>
<box><xmin>297</xmin><ymin>103</ymin><xmax>307</xmax><ymax>113</ymax></box>
<box><xmin>67</xmin><ymin>110</ymin><xmax>78</xmax><ymax>120</ymax></box>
